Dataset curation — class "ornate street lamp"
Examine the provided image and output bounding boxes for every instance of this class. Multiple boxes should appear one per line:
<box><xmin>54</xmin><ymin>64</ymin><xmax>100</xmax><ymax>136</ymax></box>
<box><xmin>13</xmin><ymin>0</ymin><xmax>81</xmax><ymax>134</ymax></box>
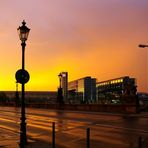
<box><xmin>15</xmin><ymin>20</ymin><xmax>30</xmax><ymax>147</ymax></box>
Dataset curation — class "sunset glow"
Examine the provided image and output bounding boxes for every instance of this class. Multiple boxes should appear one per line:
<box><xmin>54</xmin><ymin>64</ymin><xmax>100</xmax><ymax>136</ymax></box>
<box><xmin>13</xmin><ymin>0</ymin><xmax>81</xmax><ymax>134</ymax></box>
<box><xmin>0</xmin><ymin>0</ymin><xmax>147</xmax><ymax>92</ymax></box>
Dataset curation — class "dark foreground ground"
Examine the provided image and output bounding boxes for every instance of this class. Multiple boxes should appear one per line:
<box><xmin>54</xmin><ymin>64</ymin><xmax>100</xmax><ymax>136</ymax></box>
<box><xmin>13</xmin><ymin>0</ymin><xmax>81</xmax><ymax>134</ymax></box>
<box><xmin>0</xmin><ymin>106</ymin><xmax>148</xmax><ymax>148</ymax></box>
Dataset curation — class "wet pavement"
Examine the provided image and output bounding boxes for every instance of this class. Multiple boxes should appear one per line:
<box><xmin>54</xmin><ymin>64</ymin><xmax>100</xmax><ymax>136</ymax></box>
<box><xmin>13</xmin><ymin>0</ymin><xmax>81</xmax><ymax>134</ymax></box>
<box><xmin>0</xmin><ymin>106</ymin><xmax>148</xmax><ymax>148</ymax></box>
<box><xmin>0</xmin><ymin>128</ymin><xmax>19</xmax><ymax>148</ymax></box>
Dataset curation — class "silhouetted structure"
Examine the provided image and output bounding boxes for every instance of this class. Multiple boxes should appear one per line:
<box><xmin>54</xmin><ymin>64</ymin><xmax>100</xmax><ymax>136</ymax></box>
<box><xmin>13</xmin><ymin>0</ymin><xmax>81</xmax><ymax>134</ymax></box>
<box><xmin>68</xmin><ymin>77</ymin><xmax>96</xmax><ymax>104</ymax></box>
<box><xmin>0</xmin><ymin>92</ymin><xmax>7</xmax><ymax>103</ymax></box>
<box><xmin>1</xmin><ymin>91</ymin><xmax>57</xmax><ymax>104</ymax></box>
<box><xmin>60</xmin><ymin>72</ymin><xmax>68</xmax><ymax>102</ymax></box>
<box><xmin>57</xmin><ymin>73</ymin><xmax>64</xmax><ymax>105</ymax></box>
<box><xmin>96</xmin><ymin>76</ymin><xmax>137</xmax><ymax>104</ymax></box>
<box><xmin>16</xmin><ymin>20</ymin><xmax>30</xmax><ymax>147</ymax></box>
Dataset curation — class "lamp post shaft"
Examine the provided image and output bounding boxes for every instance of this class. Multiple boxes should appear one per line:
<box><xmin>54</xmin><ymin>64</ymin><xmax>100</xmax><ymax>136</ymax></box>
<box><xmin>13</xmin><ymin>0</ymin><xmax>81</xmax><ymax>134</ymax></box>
<box><xmin>21</xmin><ymin>42</ymin><xmax>26</xmax><ymax>70</ymax></box>
<box><xmin>20</xmin><ymin>42</ymin><xmax>27</xmax><ymax>147</ymax></box>
<box><xmin>59</xmin><ymin>77</ymin><xmax>62</xmax><ymax>88</ymax></box>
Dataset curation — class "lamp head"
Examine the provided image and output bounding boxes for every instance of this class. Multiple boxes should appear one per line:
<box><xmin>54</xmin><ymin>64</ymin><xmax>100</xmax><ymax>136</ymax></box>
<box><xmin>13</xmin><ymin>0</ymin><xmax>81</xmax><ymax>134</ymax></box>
<box><xmin>17</xmin><ymin>20</ymin><xmax>30</xmax><ymax>42</ymax></box>
<box><xmin>58</xmin><ymin>73</ymin><xmax>62</xmax><ymax>78</ymax></box>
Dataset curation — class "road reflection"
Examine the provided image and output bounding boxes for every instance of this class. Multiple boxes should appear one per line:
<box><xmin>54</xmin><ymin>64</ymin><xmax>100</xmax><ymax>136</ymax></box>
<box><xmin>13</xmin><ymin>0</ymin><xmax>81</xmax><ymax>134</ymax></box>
<box><xmin>55</xmin><ymin>110</ymin><xmax>67</xmax><ymax>131</ymax></box>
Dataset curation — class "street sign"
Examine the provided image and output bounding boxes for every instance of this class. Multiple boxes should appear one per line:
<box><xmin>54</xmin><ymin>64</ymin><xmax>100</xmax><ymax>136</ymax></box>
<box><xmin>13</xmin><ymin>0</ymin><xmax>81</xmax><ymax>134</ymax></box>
<box><xmin>15</xmin><ymin>69</ymin><xmax>30</xmax><ymax>84</ymax></box>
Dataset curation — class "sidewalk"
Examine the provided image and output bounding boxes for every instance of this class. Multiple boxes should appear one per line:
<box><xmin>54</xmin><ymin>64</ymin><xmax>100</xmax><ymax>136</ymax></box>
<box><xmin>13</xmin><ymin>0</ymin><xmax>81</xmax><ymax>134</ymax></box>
<box><xmin>1</xmin><ymin>128</ymin><xmax>148</xmax><ymax>148</ymax></box>
<box><xmin>0</xmin><ymin>128</ymin><xmax>64</xmax><ymax>148</ymax></box>
<box><xmin>0</xmin><ymin>111</ymin><xmax>147</xmax><ymax>148</ymax></box>
<box><xmin>127</xmin><ymin>112</ymin><xmax>148</xmax><ymax>118</ymax></box>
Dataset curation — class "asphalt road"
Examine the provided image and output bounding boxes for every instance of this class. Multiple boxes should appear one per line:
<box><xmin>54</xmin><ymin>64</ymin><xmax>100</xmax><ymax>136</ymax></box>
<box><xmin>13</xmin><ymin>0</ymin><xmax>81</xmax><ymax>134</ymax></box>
<box><xmin>0</xmin><ymin>106</ymin><xmax>148</xmax><ymax>148</ymax></box>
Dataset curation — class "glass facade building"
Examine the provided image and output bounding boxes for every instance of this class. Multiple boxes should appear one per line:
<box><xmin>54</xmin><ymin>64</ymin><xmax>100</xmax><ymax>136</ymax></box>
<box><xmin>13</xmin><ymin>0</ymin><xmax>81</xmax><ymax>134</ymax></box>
<box><xmin>68</xmin><ymin>77</ymin><xmax>96</xmax><ymax>104</ymax></box>
<box><xmin>96</xmin><ymin>76</ymin><xmax>137</xmax><ymax>104</ymax></box>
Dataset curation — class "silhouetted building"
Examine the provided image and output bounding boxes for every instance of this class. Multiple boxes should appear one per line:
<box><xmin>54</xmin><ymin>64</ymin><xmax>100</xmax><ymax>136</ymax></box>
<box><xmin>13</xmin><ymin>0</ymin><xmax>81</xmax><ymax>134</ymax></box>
<box><xmin>137</xmin><ymin>92</ymin><xmax>148</xmax><ymax>111</ymax></box>
<box><xmin>68</xmin><ymin>77</ymin><xmax>96</xmax><ymax>104</ymax></box>
<box><xmin>3</xmin><ymin>91</ymin><xmax>57</xmax><ymax>104</ymax></box>
<box><xmin>96</xmin><ymin>76</ymin><xmax>137</xmax><ymax>104</ymax></box>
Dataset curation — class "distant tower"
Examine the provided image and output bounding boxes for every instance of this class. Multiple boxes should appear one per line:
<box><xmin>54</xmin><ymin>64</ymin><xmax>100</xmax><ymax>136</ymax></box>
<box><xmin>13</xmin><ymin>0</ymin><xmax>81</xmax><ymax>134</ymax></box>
<box><xmin>60</xmin><ymin>72</ymin><xmax>68</xmax><ymax>103</ymax></box>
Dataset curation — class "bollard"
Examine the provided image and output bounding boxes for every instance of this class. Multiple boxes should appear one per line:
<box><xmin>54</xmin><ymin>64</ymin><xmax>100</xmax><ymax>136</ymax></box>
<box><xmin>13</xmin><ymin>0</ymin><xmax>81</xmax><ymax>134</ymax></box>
<box><xmin>138</xmin><ymin>136</ymin><xmax>142</xmax><ymax>148</ymax></box>
<box><xmin>52</xmin><ymin>122</ymin><xmax>55</xmax><ymax>148</ymax></box>
<box><xmin>86</xmin><ymin>128</ymin><xmax>90</xmax><ymax>148</ymax></box>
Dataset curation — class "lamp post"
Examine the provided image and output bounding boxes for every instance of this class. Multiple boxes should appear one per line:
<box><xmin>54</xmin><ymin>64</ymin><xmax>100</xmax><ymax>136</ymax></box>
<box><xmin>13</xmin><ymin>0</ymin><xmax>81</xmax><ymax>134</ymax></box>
<box><xmin>58</xmin><ymin>73</ymin><xmax>62</xmax><ymax>89</ymax></box>
<box><xmin>16</xmin><ymin>20</ymin><xmax>30</xmax><ymax>147</ymax></box>
<box><xmin>57</xmin><ymin>73</ymin><xmax>64</xmax><ymax>105</ymax></box>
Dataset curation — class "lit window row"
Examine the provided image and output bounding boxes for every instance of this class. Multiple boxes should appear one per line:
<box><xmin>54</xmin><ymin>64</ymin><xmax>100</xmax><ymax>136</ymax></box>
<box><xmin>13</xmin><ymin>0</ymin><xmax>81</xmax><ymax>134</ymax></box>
<box><xmin>110</xmin><ymin>79</ymin><xmax>123</xmax><ymax>84</ymax></box>
<box><xmin>97</xmin><ymin>79</ymin><xmax>123</xmax><ymax>86</ymax></box>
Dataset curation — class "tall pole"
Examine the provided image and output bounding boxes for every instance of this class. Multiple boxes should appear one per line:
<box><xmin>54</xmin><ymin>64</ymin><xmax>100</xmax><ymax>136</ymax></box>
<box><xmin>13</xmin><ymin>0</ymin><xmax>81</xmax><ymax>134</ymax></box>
<box><xmin>20</xmin><ymin>41</ymin><xmax>27</xmax><ymax>147</ymax></box>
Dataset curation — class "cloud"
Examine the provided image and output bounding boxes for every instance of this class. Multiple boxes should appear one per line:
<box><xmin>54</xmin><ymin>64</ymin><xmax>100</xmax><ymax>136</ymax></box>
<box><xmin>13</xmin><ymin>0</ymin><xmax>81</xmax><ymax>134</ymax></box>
<box><xmin>0</xmin><ymin>0</ymin><xmax>147</xmax><ymax>91</ymax></box>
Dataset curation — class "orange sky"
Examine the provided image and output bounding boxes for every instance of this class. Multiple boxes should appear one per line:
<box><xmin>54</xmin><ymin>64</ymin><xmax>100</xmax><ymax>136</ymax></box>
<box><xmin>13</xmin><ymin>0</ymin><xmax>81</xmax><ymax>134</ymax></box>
<box><xmin>0</xmin><ymin>0</ymin><xmax>147</xmax><ymax>92</ymax></box>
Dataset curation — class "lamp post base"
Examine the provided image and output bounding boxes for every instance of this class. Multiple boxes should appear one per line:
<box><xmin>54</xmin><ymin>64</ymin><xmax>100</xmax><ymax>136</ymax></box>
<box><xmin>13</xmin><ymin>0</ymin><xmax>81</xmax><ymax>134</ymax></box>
<box><xmin>20</xmin><ymin>114</ymin><xmax>27</xmax><ymax>147</ymax></box>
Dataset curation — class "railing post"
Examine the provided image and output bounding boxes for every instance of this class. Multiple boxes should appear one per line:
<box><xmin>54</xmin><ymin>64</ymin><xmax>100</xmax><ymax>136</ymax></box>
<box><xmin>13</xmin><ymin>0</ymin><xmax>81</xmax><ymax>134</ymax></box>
<box><xmin>52</xmin><ymin>122</ymin><xmax>55</xmax><ymax>148</ymax></box>
<box><xmin>138</xmin><ymin>136</ymin><xmax>142</xmax><ymax>148</ymax></box>
<box><xmin>86</xmin><ymin>128</ymin><xmax>90</xmax><ymax>148</ymax></box>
